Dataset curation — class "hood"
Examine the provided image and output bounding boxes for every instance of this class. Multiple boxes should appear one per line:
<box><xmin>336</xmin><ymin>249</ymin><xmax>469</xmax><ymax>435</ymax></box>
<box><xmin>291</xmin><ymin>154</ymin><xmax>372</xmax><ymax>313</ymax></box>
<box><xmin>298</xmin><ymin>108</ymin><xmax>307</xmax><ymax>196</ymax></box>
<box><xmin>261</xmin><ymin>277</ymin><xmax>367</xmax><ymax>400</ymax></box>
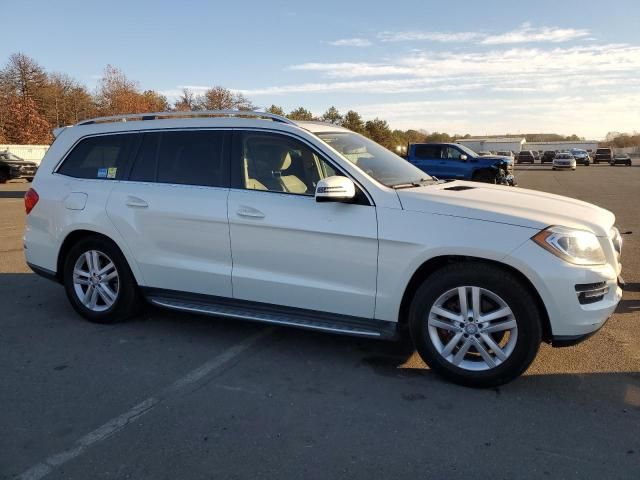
<box><xmin>397</xmin><ymin>181</ymin><xmax>615</xmax><ymax>236</ymax></box>
<box><xmin>479</xmin><ymin>155</ymin><xmax>512</xmax><ymax>164</ymax></box>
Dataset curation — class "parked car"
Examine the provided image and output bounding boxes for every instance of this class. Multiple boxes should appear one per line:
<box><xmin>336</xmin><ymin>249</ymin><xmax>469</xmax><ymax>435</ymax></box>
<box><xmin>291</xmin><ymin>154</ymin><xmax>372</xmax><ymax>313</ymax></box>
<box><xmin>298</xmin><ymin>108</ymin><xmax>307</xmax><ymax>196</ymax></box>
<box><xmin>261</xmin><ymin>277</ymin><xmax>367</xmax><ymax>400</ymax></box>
<box><xmin>24</xmin><ymin>110</ymin><xmax>623</xmax><ymax>388</ymax></box>
<box><xmin>496</xmin><ymin>150</ymin><xmax>514</xmax><ymax>159</ymax></box>
<box><xmin>477</xmin><ymin>151</ymin><xmax>493</xmax><ymax>156</ymax></box>
<box><xmin>552</xmin><ymin>153</ymin><xmax>577</xmax><ymax>171</ymax></box>
<box><xmin>0</xmin><ymin>150</ymin><xmax>38</xmax><ymax>182</ymax></box>
<box><xmin>532</xmin><ymin>151</ymin><xmax>540</xmax><ymax>161</ymax></box>
<box><xmin>570</xmin><ymin>149</ymin><xmax>591</xmax><ymax>166</ymax></box>
<box><xmin>406</xmin><ymin>143</ymin><xmax>515</xmax><ymax>185</ymax></box>
<box><xmin>516</xmin><ymin>150</ymin><xmax>535</xmax><ymax>164</ymax></box>
<box><xmin>541</xmin><ymin>151</ymin><xmax>556</xmax><ymax>164</ymax></box>
<box><xmin>594</xmin><ymin>148</ymin><xmax>614</xmax><ymax>164</ymax></box>
<box><xmin>610</xmin><ymin>154</ymin><xmax>632</xmax><ymax>166</ymax></box>
<box><xmin>0</xmin><ymin>155</ymin><xmax>23</xmax><ymax>183</ymax></box>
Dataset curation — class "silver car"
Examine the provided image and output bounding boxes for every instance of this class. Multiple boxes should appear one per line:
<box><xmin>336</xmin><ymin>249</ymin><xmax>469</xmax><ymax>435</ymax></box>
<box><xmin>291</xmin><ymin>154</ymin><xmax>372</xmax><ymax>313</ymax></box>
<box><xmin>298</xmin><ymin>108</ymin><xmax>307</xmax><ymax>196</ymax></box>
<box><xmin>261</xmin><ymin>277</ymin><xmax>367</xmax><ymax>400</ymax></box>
<box><xmin>552</xmin><ymin>153</ymin><xmax>577</xmax><ymax>170</ymax></box>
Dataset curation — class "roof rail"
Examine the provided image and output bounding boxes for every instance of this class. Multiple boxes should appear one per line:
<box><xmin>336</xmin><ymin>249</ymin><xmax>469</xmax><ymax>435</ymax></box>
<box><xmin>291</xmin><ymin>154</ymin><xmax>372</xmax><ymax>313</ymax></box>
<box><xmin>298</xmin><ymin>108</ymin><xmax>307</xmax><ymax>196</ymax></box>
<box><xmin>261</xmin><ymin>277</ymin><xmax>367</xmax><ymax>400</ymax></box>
<box><xmin>75</xmin><ymin>110</ymin><xmax>296</xmax><ymax>127</ymax></box>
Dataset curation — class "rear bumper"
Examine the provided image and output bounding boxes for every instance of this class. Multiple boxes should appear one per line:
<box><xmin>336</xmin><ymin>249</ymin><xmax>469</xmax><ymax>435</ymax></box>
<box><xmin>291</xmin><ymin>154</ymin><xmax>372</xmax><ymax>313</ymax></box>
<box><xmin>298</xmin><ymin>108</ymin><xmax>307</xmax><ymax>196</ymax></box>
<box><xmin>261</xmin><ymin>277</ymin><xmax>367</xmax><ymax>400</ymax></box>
<box><xmin>27</xmin><ymin>262</ymin><xmax>60</xmax><ymax>283</ymax></box>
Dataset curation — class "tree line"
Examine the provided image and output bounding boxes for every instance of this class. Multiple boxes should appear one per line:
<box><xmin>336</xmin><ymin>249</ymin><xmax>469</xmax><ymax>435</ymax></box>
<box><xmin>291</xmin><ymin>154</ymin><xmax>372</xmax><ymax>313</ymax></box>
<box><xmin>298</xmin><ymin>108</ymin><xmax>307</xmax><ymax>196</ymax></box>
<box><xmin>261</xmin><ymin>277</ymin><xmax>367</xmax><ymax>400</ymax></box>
<box><xmin>0</xmin><ymin>52</ymin><xmax>627</xmax><ymax>149</ymax></box>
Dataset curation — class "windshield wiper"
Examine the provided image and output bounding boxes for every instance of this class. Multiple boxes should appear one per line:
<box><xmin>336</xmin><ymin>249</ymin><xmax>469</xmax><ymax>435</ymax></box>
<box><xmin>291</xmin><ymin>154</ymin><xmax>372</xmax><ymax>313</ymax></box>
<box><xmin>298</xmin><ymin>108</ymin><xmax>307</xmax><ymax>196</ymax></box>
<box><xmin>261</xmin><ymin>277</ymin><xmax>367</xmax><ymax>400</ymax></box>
<box><xmin>390</xmin><ymin>178</ymin><xmax>434</xmax><ymax>189</ymax></box>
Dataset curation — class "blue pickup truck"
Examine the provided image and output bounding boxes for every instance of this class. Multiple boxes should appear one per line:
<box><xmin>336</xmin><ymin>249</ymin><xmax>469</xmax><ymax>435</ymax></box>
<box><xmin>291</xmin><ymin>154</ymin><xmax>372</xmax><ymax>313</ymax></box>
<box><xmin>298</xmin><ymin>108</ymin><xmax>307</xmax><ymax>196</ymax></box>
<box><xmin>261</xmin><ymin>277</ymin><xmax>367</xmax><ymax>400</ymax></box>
<box><xmin>406</xmin><ymin>143</ymin><xmax>516</xmax><ymax>185</ymax></box>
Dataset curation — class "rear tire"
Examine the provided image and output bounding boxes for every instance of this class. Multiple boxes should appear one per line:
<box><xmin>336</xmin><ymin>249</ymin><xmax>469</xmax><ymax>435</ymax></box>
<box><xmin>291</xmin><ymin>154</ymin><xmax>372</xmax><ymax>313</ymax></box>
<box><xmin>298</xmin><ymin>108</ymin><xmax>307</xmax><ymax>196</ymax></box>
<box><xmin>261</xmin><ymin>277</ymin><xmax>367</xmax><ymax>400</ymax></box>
<box><xmin>63</xmin><ymin>236</ymin><xmax>141</xmax><ymax>324</ymax></box>
<box><xmin>409</xmin><ymin>262</ymin><xmax>542</xmax><ymax>388</ymax></box>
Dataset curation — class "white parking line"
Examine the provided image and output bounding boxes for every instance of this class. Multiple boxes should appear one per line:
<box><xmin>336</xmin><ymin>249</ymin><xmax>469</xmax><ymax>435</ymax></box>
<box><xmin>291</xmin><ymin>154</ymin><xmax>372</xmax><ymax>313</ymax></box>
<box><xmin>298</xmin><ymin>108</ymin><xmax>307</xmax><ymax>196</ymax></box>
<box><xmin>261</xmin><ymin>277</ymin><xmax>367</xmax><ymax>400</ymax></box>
<box><xmin>16</xmin><ymin>327</ymin><xmax>273</xmax><ymax>480</ymax></box>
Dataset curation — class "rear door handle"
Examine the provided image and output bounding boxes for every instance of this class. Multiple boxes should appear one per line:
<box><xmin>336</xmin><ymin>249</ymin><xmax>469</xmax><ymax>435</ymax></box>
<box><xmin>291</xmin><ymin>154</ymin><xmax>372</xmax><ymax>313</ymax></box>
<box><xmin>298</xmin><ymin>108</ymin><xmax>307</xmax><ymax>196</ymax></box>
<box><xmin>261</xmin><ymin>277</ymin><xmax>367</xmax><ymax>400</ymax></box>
<box><xmin>237</xmin><ymin>207</ymin><xmax>265</xmax><ymax>219</ymax></box>
<box><xmin>125</xmin><ymin>196</ymin><xmax>148</xmax><ymax>208</ymax></box>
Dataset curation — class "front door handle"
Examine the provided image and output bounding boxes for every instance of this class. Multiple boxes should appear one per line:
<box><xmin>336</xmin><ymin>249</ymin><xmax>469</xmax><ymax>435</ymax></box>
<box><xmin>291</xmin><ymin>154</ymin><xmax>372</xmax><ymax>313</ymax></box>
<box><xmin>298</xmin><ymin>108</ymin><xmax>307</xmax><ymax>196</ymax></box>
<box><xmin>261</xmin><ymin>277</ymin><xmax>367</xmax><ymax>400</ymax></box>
<box><xmin>237</xmin><ymin>206</ymin><xmax>265</xmax><ymax>219</ymax></box>
<box><xmin>125</xmin><ymin>196</ymin><xmax>148</xmax><ymax>208</ymax></box>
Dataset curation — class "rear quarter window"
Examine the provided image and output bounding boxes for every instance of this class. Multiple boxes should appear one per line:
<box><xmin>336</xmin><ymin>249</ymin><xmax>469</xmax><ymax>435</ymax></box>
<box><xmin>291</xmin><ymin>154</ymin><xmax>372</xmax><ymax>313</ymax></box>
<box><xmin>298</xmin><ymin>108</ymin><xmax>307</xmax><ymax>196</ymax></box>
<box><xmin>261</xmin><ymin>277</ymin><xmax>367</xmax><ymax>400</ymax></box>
<box><xmin>58</xmin><ymin>134</ymin><xmax>136</xmax><ymax>180</ymax></box>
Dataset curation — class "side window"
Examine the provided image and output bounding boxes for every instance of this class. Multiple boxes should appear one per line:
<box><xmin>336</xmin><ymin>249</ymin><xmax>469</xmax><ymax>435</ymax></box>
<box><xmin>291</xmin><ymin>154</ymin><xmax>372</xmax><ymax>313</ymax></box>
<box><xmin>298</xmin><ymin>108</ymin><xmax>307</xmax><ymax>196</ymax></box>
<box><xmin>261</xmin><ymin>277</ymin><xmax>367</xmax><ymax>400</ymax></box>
<box><xmin>242</xmin><ymin>133</ymin><xmax>335</xmax><ymax>195</ymax></box>
<box><xmin>129</xmin><ymin>133</ymin><xmax>159</xmax><ymax>182</ymax></box>
<box><xmin>58</xmin><ymin>134</ymin><xmax>135</xmax><ymax>179</ymax></box>
<box><xmin>414</xmin><ymin>145</ymin><xmax>441</xmax><ymax>159</ymax></box>
<box><xmin>128</xmin><ymin>130</ymin><xmax>228</xmax><ymax>187</ymax></box>
<box><xmin>445</xmin><ymin>147</ymin><xmax>462</xmax><ymax>160</ymax></box>
<box><xmin>157</xmin><ymin>131</ymin><xmax>226</xmax><ymax>187</ymax></box>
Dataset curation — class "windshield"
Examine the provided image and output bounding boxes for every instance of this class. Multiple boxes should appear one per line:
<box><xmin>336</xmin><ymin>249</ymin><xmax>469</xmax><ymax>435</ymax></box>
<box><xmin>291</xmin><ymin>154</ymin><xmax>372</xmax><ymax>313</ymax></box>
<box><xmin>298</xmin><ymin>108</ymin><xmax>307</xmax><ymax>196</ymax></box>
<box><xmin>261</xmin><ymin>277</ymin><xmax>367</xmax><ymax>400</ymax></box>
<box><xmin>456</xmin><ymin>144</ymin><xmax>479</xmax><ymax>157</ymax></box>
<box><xmin>317</xmin><ymin>132</ymin><xmax>432</xmax><ymax>187</ymax></box>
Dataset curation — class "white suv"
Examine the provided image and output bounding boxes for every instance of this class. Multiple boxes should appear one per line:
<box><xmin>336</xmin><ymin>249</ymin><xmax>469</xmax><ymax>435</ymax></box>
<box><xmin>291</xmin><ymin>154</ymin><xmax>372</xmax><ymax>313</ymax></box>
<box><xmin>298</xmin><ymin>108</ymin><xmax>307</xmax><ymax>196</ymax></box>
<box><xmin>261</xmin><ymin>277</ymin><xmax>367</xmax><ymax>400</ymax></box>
<box><xmin>23</xmin><ymin>111</ymin><xmax>624</xmax><ymax>387</ymax></box>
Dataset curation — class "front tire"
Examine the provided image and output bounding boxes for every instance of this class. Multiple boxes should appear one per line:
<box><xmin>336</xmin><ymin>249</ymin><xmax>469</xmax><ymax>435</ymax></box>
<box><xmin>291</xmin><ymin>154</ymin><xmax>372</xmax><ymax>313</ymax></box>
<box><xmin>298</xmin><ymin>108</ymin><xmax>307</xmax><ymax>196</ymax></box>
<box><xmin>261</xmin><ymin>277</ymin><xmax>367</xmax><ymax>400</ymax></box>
<box><xmin>63</xmin><ymin>236</ymin><xmax>141</xmax><ymax>323</ymax></box>
<box><xmin>409</xmin><ymin>262</ymin><xmax>542</xmax><ymax>388</ymax></box>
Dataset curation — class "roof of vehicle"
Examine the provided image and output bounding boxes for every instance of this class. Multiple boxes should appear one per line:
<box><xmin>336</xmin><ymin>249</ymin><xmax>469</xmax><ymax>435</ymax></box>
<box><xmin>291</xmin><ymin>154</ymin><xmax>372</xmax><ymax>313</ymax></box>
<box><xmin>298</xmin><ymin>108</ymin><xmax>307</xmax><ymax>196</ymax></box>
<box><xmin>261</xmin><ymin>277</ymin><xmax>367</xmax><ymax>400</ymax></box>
<box><xmin>52</xmin><ymin>110</ymin><xmax>353</xmax><ymax>140</ymax></box>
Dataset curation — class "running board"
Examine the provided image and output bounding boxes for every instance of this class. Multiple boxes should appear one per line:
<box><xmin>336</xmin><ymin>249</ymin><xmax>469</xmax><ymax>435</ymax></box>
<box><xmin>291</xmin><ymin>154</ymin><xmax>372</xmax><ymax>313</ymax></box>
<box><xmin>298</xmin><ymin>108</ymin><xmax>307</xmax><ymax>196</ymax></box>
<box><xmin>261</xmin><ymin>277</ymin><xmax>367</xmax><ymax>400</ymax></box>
<box><xmin>144</xmin><ymin>289</ymin><xmax>397</xmax><ymax>339</ymax></box>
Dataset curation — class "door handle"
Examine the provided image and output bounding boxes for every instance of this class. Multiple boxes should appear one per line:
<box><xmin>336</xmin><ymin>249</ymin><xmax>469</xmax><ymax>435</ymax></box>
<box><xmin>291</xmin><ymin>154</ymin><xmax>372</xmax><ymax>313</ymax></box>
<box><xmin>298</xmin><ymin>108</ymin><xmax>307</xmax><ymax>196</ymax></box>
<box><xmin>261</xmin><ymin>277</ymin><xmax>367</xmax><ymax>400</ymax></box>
<box><xmin>237</xmin><ymin>207</ymin><xmax>265</xmax><ymax>219</ymax></box>
<box><xmin>125</xmin><ymin>196</ymin><xmax>148</xmax><ymax>208</ymax></box>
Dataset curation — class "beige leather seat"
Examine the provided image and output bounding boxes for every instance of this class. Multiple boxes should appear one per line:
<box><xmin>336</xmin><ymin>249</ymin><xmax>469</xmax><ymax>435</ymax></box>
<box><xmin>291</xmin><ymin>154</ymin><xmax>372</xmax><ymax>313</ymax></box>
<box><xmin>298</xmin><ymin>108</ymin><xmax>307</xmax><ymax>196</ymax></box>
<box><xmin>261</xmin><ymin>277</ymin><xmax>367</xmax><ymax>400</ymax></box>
<box><xmin>248</xmin><ymin>148</ymin><xmax>308</xmax><ymax>194</ymax></box>
<box><xmin>278</xmin><ymin>152</ymin><xmax>308</xmax><ymax>194</ymax></box>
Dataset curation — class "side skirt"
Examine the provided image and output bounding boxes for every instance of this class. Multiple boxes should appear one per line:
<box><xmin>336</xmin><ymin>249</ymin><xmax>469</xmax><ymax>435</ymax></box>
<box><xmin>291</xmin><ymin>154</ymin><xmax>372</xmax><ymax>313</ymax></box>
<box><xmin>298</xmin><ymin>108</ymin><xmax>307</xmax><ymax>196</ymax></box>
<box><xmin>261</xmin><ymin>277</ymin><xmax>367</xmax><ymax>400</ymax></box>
<box><xmin>142</xmin><ymin>288</ymin><xmax>398</xmax><ymax>340</ymax></box>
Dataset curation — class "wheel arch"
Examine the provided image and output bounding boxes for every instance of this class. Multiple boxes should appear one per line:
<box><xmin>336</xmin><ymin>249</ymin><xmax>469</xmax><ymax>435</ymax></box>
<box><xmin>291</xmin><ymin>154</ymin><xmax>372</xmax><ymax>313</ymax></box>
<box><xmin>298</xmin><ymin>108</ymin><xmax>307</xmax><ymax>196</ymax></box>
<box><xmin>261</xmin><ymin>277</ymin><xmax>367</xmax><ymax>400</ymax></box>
<box><xmin>56</xmin><ymin>229</ymin><xmax>143</xmax><ymax>285</ymax></box>
<box><xmin>397</xmin><ymin>255</ymin><xmax>552</xmax><ymax>343</ymax></box>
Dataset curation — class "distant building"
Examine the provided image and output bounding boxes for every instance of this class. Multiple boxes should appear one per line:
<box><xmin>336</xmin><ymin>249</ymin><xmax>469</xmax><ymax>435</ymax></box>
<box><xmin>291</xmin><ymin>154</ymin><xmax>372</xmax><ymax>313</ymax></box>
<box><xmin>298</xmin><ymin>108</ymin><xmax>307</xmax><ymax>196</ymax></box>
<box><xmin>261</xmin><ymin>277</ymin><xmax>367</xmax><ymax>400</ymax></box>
<box><xmin>523</xmin><ymin>141</ymin><xmax>599</xmax><ymax>153</ymax></box>
<box><xmin>456</xmin><ymin>137</ymin><xmax>600</xmax><ymax>154</ymax></box>
<box><xmin>457</xmin><ymin>137</ymin><xmax>526</xmax><ymax>153</ymax></box>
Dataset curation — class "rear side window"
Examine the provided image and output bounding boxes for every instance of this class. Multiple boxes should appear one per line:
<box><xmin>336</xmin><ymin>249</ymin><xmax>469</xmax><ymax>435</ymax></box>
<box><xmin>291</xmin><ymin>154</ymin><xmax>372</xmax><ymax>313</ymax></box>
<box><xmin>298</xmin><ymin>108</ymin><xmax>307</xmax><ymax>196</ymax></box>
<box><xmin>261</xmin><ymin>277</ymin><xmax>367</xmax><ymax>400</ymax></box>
<box><xmin>129</xmin><ymin>130</ymin><xmax>228</xmax><ymax>187</ymax></box>
<box><xmin>58</xmin><ymin>134</ymin><xmax>136</xmax><ymax>179</ymax></box>
<box><xmin>414</xmin><ymin>145</ymin><xmax>442</xmax><ymax>159</ymax></box>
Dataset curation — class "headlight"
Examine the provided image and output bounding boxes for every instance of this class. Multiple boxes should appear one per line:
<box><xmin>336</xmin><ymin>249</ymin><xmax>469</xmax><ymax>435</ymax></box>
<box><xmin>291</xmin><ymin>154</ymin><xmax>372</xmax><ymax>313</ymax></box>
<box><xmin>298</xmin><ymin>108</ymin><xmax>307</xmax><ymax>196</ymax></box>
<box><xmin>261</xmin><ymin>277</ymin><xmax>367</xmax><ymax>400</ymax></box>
<box><xmin>532</xmin><ymin>226</ymin><xmax>606</xmax><ymax>265</ymax></box>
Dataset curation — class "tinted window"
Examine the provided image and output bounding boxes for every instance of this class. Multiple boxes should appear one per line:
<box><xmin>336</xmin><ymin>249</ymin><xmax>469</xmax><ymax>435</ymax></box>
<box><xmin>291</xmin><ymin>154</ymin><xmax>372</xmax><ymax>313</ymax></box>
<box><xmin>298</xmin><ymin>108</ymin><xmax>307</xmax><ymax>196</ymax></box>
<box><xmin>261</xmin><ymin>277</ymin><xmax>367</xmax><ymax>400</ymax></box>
<box><xmin>129</xmin><ymin>133</ymin><xmax>159</xmax><ymax>182</ymax></box>
<box><xmin>59</xmin><ymin>134</ymin><xmax>135</xmax><ymax>179</ymax></box>
<box><xmin>129</xmin><ymin>130</ymin><xmax>227</xmax><ymax>187</ymax></box>
<box><xmin>242</xmin><ymin>133</ymin><xmax>336</xmax><ymax>195</ymax></box>
<box><xmin>414</xmin><ymin>145</ymin><xmax>442</xmax><ymax>159</ymax></box>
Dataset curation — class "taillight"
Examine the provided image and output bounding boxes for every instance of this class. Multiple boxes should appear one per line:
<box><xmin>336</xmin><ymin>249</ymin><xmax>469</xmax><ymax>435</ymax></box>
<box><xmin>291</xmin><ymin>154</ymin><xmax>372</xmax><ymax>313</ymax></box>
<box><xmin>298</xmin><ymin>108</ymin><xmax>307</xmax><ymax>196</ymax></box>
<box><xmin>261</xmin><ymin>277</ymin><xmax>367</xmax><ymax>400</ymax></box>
<box><xmin>25</xmin><ymin>188</ymin><xmax>39</xmax><ymax>214</ymax></box>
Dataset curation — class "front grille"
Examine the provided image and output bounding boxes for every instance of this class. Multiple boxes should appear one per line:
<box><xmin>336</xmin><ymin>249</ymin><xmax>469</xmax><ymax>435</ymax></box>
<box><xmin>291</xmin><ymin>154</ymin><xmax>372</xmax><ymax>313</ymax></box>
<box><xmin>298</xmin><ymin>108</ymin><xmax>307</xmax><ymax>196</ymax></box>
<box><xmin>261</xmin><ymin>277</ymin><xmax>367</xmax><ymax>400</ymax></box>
<box><xmin>575</xmin><ymin>282</ymin><xmax>609</xmax><ymax>305</ymax></box>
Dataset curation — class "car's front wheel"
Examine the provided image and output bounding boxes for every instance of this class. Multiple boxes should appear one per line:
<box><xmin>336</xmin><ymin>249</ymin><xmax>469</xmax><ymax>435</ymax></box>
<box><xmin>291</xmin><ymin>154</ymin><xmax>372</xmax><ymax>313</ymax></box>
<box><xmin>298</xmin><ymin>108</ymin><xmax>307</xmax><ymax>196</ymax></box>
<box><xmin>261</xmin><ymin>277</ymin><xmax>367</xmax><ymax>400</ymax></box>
<box><xmin>63</xmin><ymin>236</ymin><xmax>141</xmax><ymax>323</ymax></box>
<box><xmin>409</xmin><ymin>262</ymin><xmax>542</xmax><ymax>388</ymax></box>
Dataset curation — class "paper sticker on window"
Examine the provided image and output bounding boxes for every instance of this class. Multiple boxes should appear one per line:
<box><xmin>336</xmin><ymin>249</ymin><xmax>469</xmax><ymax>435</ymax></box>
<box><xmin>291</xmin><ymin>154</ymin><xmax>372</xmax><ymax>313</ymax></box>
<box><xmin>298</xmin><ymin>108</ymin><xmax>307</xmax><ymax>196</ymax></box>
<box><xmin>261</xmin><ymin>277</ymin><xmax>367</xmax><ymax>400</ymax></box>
<box><xmin>97</xmin><ymin>168</ymin><xmax>107</xmax><ymax>178</ymax></box>
<box><xmin>107</xmin><ymin>167</ymin><xmax>117</xmax><ymax>179</ymax></box>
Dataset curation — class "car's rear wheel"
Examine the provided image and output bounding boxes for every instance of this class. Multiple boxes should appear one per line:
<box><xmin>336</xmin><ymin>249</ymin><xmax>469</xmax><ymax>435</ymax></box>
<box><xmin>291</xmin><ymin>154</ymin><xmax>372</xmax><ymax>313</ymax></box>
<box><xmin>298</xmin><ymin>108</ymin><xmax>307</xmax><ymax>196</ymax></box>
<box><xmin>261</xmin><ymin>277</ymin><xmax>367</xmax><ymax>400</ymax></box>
<box><xmin>409</xmin><ymin>262</ymin><xmax>542</xmax><ymax>388</ymax></box>
<box><xmin>63</xmin><ymin>236</ymin><xmax>141</xmax><ymax>323</ymax></box>
<box><xmin>0</xmin><ymin>169</ymin><xmax>8</xmax><ymax>184</ymax></box>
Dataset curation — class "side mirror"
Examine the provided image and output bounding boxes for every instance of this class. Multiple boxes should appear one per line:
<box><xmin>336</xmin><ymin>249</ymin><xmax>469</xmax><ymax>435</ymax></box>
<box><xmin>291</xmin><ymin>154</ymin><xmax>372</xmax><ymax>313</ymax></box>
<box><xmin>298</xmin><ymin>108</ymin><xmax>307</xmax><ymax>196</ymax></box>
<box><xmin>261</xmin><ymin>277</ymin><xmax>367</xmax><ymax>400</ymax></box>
<box><xmin>315</xmin><ymin>176</ymin><xmax>356</xmax><ymax>203</ymax></box>
<box><xmin>460</xmin><ymin>154</ymin><xmax>468</xmax><ymax>161</ymax></box>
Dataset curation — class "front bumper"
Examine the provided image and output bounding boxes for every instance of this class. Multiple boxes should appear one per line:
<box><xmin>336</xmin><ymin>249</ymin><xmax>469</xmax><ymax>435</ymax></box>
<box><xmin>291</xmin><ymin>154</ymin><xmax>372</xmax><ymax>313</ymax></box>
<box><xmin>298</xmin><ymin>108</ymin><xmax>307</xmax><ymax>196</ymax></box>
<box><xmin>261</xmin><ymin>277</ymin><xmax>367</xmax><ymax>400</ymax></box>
<box><xmin>505</xmin><ymin>240</ymin><xmax>623</xmax><ymax>341</ymax></box>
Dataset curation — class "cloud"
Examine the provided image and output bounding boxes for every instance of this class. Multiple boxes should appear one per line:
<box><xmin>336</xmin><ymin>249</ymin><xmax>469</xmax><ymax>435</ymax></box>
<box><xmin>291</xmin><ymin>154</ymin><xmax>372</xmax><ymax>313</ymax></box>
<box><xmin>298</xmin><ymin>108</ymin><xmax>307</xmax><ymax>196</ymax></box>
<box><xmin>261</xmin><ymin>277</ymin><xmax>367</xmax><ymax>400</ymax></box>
<box><xmin>288</xmin><ymin>62</ymin><xmax>411</xmax><ymax>78</ymax></box>
<box><xmin>345</xmin><ymin>95</ymin><xmax>640</xmax><ymax>138</ymax></box>
<box><xmin>329</xmin><ymin>38</ymin><xmax>372</xmax><ymax>47</ymax></box>
<box><xmin>482</xmin><ymin>22</ymin><xmax>590</xmax><ymax>44</ymax></box>
<box><xmin>378</xmin><ymin>23</ymin><xmax>590</xmax><ymax>45</ymax></box>
<box><xmin>378</xmin><ymin>31</ymin><xmax>481</xmax><ymax>43</ymax></box>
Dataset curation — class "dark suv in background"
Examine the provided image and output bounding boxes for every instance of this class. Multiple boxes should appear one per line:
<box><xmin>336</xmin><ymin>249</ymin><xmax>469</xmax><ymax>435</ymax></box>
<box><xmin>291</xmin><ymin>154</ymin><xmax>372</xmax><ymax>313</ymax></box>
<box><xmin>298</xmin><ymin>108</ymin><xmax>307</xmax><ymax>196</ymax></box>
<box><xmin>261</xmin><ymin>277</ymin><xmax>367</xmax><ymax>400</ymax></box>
<box><xmin>516</xmin><ymin>150</ymin><xmax>536</xmax><ymax>164</ymax></box>
<box><xmin>541</xmin><ymin>151</ymin><xmax>556</xmax><ymax>164</ymax></box>
<box><xmin>0</xmin><ymin>151</ymin><xmax>38</xmax><ymax>182</ymax></box>
<box><xmin>594</xmin><ymin>148</ymin><xmax>613</xmax><ymax>164</ymax></box>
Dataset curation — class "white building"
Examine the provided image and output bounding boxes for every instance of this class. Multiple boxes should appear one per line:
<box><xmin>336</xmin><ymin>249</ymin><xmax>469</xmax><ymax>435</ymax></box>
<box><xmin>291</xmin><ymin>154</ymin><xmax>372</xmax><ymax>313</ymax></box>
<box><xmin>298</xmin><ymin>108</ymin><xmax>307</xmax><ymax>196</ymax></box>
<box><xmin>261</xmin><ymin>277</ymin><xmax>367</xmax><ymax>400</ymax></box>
<box><xmin>523</xmin><ymin>141</ymin><xmax>599</xmax><ymax>153</ymax></box>
<box><xmin>457</xmin><ymin>137</ymin><xmax>526</xmax><ymax>154</ymax></box>
<box><xmin>0</xmin><ymin>144</ymin><xmax>50</xmax><ymax>165</ymax></box>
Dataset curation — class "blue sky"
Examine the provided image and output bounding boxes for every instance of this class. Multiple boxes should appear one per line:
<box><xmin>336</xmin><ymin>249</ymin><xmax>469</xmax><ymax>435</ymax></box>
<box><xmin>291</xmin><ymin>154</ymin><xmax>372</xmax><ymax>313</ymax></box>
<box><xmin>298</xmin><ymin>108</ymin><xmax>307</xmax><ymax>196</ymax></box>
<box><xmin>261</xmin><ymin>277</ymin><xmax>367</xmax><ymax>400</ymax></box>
<box><xmin>3</xmin><ymin>0</ymin><xmax>640</xmax><ymax>138</ymax></box>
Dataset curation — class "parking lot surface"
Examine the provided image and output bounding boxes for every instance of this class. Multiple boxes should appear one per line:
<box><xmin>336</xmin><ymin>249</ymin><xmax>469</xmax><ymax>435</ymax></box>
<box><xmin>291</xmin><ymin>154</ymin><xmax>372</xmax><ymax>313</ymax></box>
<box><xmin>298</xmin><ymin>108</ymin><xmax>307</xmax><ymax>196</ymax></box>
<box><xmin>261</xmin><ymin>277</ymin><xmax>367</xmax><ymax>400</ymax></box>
<box><xmin>2</xmin><ymin>162</ymin><xmax>639</xmax><ymax>480</ymax></box>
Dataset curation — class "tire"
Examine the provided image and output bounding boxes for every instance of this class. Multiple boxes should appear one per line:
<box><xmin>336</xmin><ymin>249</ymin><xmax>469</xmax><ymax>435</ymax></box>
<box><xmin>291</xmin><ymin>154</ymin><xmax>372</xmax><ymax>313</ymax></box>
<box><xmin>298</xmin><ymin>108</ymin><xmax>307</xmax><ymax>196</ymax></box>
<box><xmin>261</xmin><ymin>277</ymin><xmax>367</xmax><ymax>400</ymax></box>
<box><xmin>408</xmin><ymin>262</ymin><xmax>542</xmax><ymax>388</ymax></box>
<box><xmin>0</xmin><ymin>169</ymin><xmax>8</xmax><ymax>184</ymax></box>
<box><xmin>628</xmin><ymin>161</ymin><xmax>632</xmax><ymax>166</ymax></box>
<box><xmin>25</xmin><ymin>177</ymin><xmax>34</xmax><ymax>182</ymax></box>
<box><xmin>63</xmin><ymin>235</ymin><xmax>141</xmax><ymax>324</ymax></box>
<box><xmin>472</xmin><ymin>171</ymin><xmax>497</xmax><ymax>184</ymax></box>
